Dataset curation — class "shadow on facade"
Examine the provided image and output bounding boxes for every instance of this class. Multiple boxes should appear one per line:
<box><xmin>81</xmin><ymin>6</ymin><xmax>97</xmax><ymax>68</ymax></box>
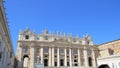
<box><xmin>14</xmin><ymin>58</ymin><xmax>18</xmax><ymax>68</ymax></box>
<box><xmin>98</xmin><ymin>64</ymin><xmax>110</xmax><ymax>68</ymax></box>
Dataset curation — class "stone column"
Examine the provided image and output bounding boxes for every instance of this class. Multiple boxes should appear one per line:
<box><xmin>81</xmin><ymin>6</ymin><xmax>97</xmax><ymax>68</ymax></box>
<box><xmin>69</xmin><ymin>48</ymin><xmax>72</xmax><ymax>67</ymax></box>
<box><xmin>92</xmin><ymin>49</ymin><xmax>96</xmax><ymax>67</ymax></box>
<box><xmin>48</xmin><ymin>47</ymin><xmax>51</xmax><ymax>66</ymax></box>
<box><xmin>78</xmin><ymin>48</ymin><xmax>81</xmax><ymax>67</ymax></box>
<box><xmin>57</xmin><ymin>48</ymin><xmax>60</xmax><ymax>67</ymax></box>
<box><xmin>52</xmin><ymin>47</ymin><xmax>54</xmax><ymax>66</ymax></box>
<box><xmin>64</xmin><ymin>48</ymin><xmax>67</xmax><ymax>66</ymax></box>
<box><xmin>30</xmin><ymin>44</ymin><xmax>35</xmax><ymax>68</ymax></box>
<box><xmin>40</xmin><ymin>47</ymin><xmax>43</xmax><ymax>64</ymax></box>
<box><xmin>84</xmin><ymin>47</ymin><xmax>89</xmax><ymax>67</ymax></box>
<box><xmin>17</xmin><ymin>43</ymin><xmax>23</xmax><ymax>68</ymax></box>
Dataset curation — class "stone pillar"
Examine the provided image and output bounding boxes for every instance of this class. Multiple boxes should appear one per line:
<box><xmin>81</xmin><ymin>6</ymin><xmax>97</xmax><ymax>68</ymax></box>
<box><xmin>92</xmin><ymin>49</ymin><xmax>96</xmax><ymax>67</ymax></box>
<box><xmin>40</xmin><ymin>47</ymin><xmax>43</xmax><ymax>64</ymax></box>
<box><xmin>17</xmin><ymin>43</ymin><xmax>23</xmax><ymax>68</ymax></box>
<box><xmin>78</xmin><ymin>48</ymin><xmax>81</xmax><ymax>67</ymax></box>
<box><xmin>57</xmin><ymin>48</ymin><xmax>60</xmax><ymax>67</ymax></box>
<box><xmin>69</xmin><ymin>48</ymin><xmax>72</xmax><ymax>67</ymax></box>
<box><xmin>52</xmin><ymin>47</ymin><xmax>54</xmax><ymax>66</ymax></box>
<box><xmin>30</xmin><ymin>44</ymin><xmax>35</xmax><ymax>68</ymax></box>
<box><xmin>48</xmin><ymin>47</ymin><xmax>51</xmax><ymax>66</ymax></box>
<box><xmin>84</xmin><ymin>47</ymin><xmax>89</xmax><ymax>67</ymax></box>
<box><xmin>64</xmin><ymin>48</ymin><xmax>67</xmax><ymax>66</ymax></box>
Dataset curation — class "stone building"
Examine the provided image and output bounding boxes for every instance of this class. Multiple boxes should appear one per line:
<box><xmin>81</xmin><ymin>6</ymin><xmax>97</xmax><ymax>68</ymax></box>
<box><xmin>16</xmin><ymin>29</ymin><xmax>99</xmax><ymax>68</ymax></box>
<box><xmin>97</xmin><ymin>39</ymin><xmax>120</xmax><ymax>68</ymax></box>
<box><xmin>0</xmin><ymin>0</ymin><xmax>15</xmax><ymax>68</ymax></box>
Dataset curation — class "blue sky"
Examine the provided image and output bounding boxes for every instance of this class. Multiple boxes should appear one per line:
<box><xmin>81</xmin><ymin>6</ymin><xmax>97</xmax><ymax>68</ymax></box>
<box><xmin>4</xmin><ymin>0</ymin><xmax>120</xmax><ymax>53</ymax></box>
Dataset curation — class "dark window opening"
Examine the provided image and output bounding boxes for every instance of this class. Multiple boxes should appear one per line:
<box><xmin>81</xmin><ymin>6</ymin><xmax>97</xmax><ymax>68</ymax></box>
<box><xmin>67</xmin><ymin>56</ymin><xmax>69</xmax><ymax>58</ymax></box>
<box><xmin>45</xmin><ymin>55</ymin><xmax>47</xmax><ymax>57</ymax></box>
<box><xmin>87</xmin><ymin>41</ymin><xmax>89</xmax><ymax>44</ymax></box>
<box><xmin>74</xmin><ymin>64</ymin><xmax>78</xmax><ymax>66</ymax></box>
<box><xmin>74</xmin><ymin>60</ymin><xmax>77</xmax><ymax>62</ymax></box>
<box><xmin>37</xmin><ymin>37</ymin><xmax>39</xmax><ymax>40</ymax></box>
<box><xmin>67</xmin><ymin>62</ymin><xmax>69</xmax><ymax>66</ymax></box>
<box><xmin>54</xmin><ymin>38</ymin><xmax>57</xmax><ymax>40</ymax></box>
<box><xmin>25</xmin><ymin>35</ymin><xmax>29</xmax><ymax>39</ymax></box>
<box><xmin>60</xmin><ymin>59</ymin><xmax>64</xmax><ymax>66</ymax></box>
<box><xmin>55</xmin><ymin>62</ymin><xmax>57</xmax><ymax>66</ymax></box>
<box><xmin>44</xmin><ymin>59</ymin><xmax>48</xmax><ymax>66</ymax></box>
<box><xmin>10</xmin><ymin>52</ymin><xmax>12</xmax><ymax>58</ymax></box>
<box><xmin>88</xmin><ymin>57</ymin><xmax>92</xmax><ymax>66</ymax></box>
<box><xmin>55</xmin><ymin>55</ymin><xmax>57</xmax><ymax>57</ymax></box>
<box><xmin>74</xmin><ymin>56</ymin><xmax>77</xmax><ymax>58</ymax></box>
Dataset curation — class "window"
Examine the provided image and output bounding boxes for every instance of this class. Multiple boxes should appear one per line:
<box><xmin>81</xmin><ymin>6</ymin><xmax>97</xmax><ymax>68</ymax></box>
<box><xmin>37</xmin><ymin>37</ymin><xmax>39</xmax><ymax>40</ymax></box>
<box><xmin>44</xmin><ymin>59</ymin><xmax>48</xmax><ymax>66</ymax></box>
<box><xmin>10</xmin><ymin>52</ymin><xmax>12</xmax><ymax>58</ymax></box>
<box><xmin>45</xmin><ymin>55</ymin><xmax>47</xmax><ymax>57</ymax></box>
<box><xmin>74</xmin><ymin>60</ymin><xmax>77</xmax><ymax>62</ymax></box>
<box><xmin>67</xmin><ymin>62</ymin><xmax>69</xmax><ymax>66</ymax></box>
<box><xmin>87</xmin><ymin>41</ymin><xmax>89</xmax><ymax>44</ymax></box>
<box><xmin>54</xmin><ymin>55</ymin><xmax>57</xmax><ymax>58</ymax></box>
<box><xmin>55</xmin><ymin>62</ymin><xmax>57</xmax><ymax>66</ymax></box>
<box><xmin>74</xmin><ymin>56</ymin><xmax>77</xmax><ymax>58</ymax></box>
<box><xmin>67</xmin><ymin>56</ymin><xmax>69</xmax><ymax>58</ymax></box>
<box><xmin>88</xmin><ymin>57</ymin><xmax>92</xmax><ymax>66</ymax></box>
<box><xmin>60</xmin><ymin>59</ymin><xmax>64</xmax><ymax>66</ymax></box>
<box><xmin>24</xmin><ymin>47</ymin><xmax>28</xmax><ymax>53</ymax></box>
<box><xmin>36</xmin><ymin>48</ymin><xmax>40</xmax><ymax>53</ymax></box>
<box><xmin>74</xmin><ymin>64</ymin><xmax>78</xmax><ymax>66</ymax></box>
<box><xmin>25</xmin><ymin>35</ymin><xmax>29</xmax><ymax>39</ymax></box>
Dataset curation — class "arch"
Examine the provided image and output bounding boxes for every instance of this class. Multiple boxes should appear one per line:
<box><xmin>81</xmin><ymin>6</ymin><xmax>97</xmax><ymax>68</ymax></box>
<box><xmin>98</xmin><ymin>64</ymin><xmax>110</xmax><ymax>68</ymax></box>
<box><xmin>88</xmin><ymin>57</ymin><xmax>92</xmax><ymax>66</ymax></box>
<box><xmin>23</xmin><ymin>55</ymin><xmax>29</xmax><ymax>68</ymax></box>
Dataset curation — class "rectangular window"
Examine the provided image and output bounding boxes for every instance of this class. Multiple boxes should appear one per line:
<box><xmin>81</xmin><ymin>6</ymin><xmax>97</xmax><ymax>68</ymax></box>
<box><xmin>10</xmin><ymin>52</ymin><xmax>12</xmax><ymax>58</ymax></box>
<box><xmin>25</xmin><ymin>35</ymin><xmax>29</xmax><ymax>39</ymax></box>
<box><xmin>24</xmin><ymin>48</ymin><xmax>28</xmax><ymax>53</ymax></box>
